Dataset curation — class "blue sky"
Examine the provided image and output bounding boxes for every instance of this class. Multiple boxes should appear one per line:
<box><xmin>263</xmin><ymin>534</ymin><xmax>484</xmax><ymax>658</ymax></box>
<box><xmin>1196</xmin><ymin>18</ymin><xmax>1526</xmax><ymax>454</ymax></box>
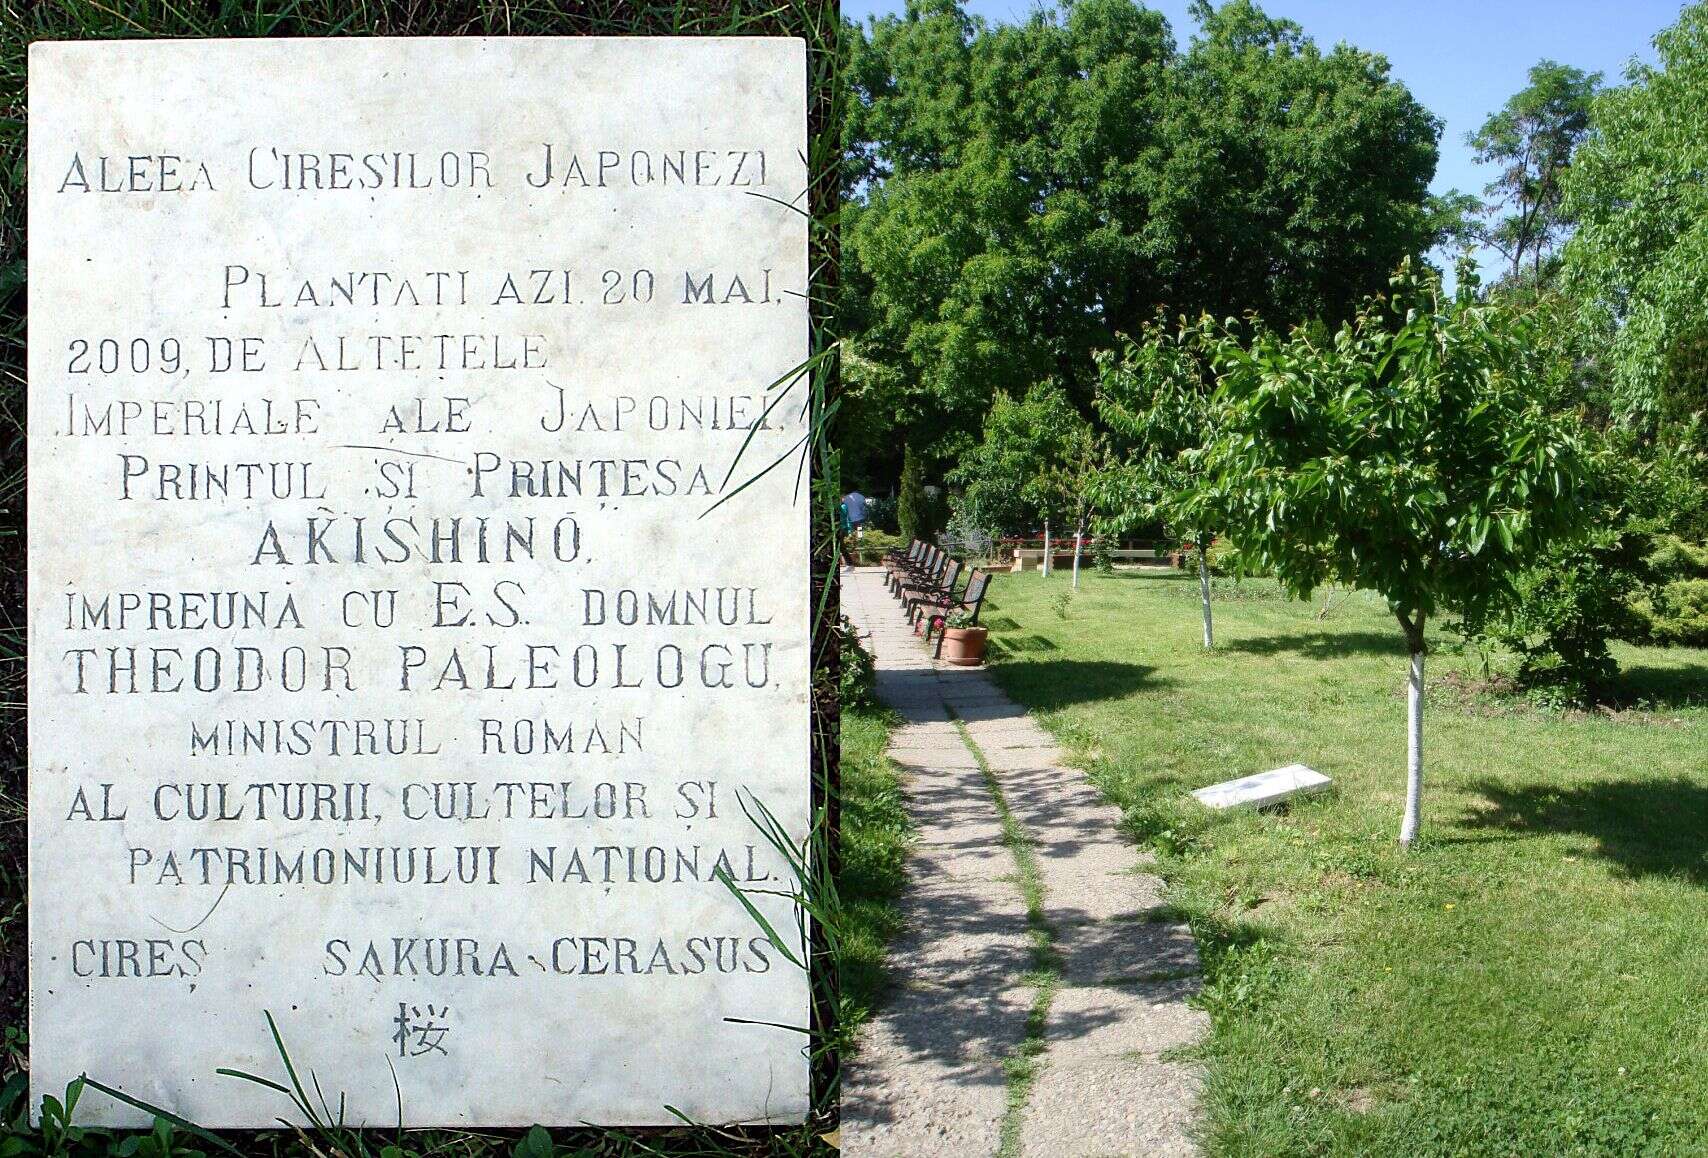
<box><xmin>842</xmin><ymin>0</ymin><xmax>1682</xmax><ymax>284</ymax></box>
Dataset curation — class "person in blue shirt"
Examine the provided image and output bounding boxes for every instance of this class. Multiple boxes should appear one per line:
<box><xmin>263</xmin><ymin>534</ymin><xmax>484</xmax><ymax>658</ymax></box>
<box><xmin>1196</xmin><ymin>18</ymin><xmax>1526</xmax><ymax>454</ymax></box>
<box><xmin>843</xmin><ymin>490</ymin><xmax>868</xmax><ymax>537</ymax></box>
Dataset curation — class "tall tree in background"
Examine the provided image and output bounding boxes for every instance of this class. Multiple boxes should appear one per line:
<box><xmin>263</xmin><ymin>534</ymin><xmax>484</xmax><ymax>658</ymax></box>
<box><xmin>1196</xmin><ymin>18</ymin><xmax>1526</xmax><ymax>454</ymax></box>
<box><xmin>841</xmin><ymin>0</ymin><xmax>1443</xmax><ymax>485</ymax></box>
<box><xmin>896</xmin><ymin>444</ymin><xmax>932</xmax><ymax>543</ymax></box>
<box><xmin>1564</xmin><ymin>3</ymin><xmax>1708</xmax><ymax>439</ymax></box>
<box><xmin>1468</xmin><ymin>60</ymin><xmax>1600</xmax><ymax>285</ymax></box>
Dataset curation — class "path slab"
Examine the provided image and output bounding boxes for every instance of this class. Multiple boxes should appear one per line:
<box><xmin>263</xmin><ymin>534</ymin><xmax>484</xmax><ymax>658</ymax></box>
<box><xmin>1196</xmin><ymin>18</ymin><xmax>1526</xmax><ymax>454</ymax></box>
<box><xmin>1037</xmin><ymin>852</ymin><xmax>1168</xmax><ymax>925</ymax></box>
<box><xmin>1056</xmin><ymin>919</ymin><xmax>1203</xmax><ymax>986</ymax></box>
<box><xmin>909</xmin><ymin>836</ymin><xmax>1018</xmax><ymax>884</ymax></box>
<box><xmin>1020</xmin><ymin>1057</ymin><xmax>1202</xmax><ymax>1158</ymax></box>
<box><xmin>1045</xmin><ymin>979</ymin><xmax>1209</xmax><ymax>1060</ymax></box>
<box><xmin>843</xmin><ymin>987</ymin><xmax>1031</xmax><ymax>1158</ymax></box>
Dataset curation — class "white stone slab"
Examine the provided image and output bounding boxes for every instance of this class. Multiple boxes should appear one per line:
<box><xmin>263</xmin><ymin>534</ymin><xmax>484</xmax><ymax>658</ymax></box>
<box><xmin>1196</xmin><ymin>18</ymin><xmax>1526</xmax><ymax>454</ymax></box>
<box><xmin>28</xmin><ymin>37</ymin><xmax>809</xmax><ymax>1129</ymax></box>
<box><xmin>1191</xmin><ymin>764</ymin><xmax>1331</xmax><ymax>810</ymax></box>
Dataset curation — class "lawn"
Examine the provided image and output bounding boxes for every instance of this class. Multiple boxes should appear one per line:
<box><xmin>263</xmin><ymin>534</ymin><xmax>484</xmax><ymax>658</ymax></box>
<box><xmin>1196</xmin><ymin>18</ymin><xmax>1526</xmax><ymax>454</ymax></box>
<box><xmin>980</xmin><ymin>568</ymin><xmax>1708</xmax><ymax>1157</ymax></box>
<box><xmin>836</xmin><ymin>700</ymin><xmax>912</xmax><ymax>1050</ymax></box>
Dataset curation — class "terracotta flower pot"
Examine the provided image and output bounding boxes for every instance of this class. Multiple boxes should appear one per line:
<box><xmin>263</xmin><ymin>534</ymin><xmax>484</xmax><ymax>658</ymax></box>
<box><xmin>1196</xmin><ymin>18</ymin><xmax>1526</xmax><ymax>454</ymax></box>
<box><xmin>939</xmin><ymin>625</ymin><xmax>988</xmax><ymax>666</ymax></box>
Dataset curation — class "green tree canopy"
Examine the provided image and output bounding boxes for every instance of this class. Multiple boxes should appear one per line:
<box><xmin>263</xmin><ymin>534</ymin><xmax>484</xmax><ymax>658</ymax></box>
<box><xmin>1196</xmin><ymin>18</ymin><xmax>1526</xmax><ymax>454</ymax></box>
<box><xmin>1563</xmin><ymin>2</ymin><xmax>1708</xmax><ymax>436</ymax></box>
<box><xmin>841</xmin><ymin>0</ymin><xmax>1445</xmax><ymax>480</ymax></box>
<box><xmin>949</xmin><ymin>380</ymin><xmax>1095</xmax><ymax>536</ymax></box>
<box><xmin>1201</xmin><ymin>263</ymin><xmax>1599</xmax><ymax>844</ymax></box>
<box><xmin>1094</xmin><ymin>321</ymin><xmax>1215</xmax><ymax>538</ymax></box>
<box><xmin>1468</xmin><ymin>60</ymin><xmax>1600</xmax><ymax>284</ymax></box>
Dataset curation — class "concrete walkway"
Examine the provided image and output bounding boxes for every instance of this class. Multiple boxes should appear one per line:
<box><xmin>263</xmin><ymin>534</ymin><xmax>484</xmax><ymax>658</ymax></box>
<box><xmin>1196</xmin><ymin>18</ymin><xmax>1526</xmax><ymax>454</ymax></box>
<box><xmin>842</xmin><ymin>565</ymin><xmax>1207</xmax><ymax>1157</ymax></box>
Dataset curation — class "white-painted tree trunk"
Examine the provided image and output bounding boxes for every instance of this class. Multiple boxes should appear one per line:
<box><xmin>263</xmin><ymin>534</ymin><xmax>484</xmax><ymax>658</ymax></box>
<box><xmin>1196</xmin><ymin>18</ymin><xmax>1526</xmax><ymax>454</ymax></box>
<box><xmin>1071</xmin><ymin>523</ymin><xmax>1084</xmax><ymax>591</ymax></box>
<box><xmin>1196</xmin><ymin>542</ymin><xmax>1214</xmax><ymax>650</ymax></box>
<box><xmin>1042</xmin><ymin>519</ymin><xmax>1051</xmax><ymax>577</ymax></box>
<box><xmin>1399</xmin><ymin>648</ymin><xmax>1425</xmax><ymax>848</ymax></box>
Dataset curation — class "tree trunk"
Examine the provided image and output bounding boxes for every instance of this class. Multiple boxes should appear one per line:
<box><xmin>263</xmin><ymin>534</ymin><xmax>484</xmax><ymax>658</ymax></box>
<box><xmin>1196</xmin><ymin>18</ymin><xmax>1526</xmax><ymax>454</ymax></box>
<box><xmin>1042</xmin><ymin>519</ymin><xmax>1050</xmax><ymax>578</ymax></box>
<box><xmin>1196</xmin><ymin>541</ymin><xmax>1213</xmax><ymax>650</ymax></box>
<box><xmin>1397</xmin><ymin>612</ymin><xmax>1427</xmax><ymax>849</ymax></box>
<box><xmin>1071</xmin><ymin>519</ymin><xmax>1084</xmax><ymax>591</ymax></box>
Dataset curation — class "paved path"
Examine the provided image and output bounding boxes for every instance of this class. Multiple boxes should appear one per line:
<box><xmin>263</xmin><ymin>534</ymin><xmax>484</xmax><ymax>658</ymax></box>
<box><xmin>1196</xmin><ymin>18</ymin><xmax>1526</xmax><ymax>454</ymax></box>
<box><xmin>841</xmin><ymin>566</ymin><xmax>1208</xmax><ymax>1157</ymax></box>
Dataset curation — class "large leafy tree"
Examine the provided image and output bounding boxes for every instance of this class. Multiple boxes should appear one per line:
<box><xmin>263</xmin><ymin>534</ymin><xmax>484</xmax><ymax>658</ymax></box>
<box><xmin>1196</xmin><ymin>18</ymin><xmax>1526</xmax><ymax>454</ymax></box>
<box><xmin>1468</xmin><ymin>60</ymin><xmax>1600</xmax><ymax>285</ymax></box>
<box><xmin>842</xmin><ymin>0</ymin><xmax>1443</xmax><ymax>482</ymax></box>
<box><xmin>1201</xmin><ymin>264</ymin><xmax>1598</xmax><ymax>846</ymax></box>
<box><xmin>1563</xmin><ymin>2</ymin><xmax>1708</xmax><ymax>437</ymax></box>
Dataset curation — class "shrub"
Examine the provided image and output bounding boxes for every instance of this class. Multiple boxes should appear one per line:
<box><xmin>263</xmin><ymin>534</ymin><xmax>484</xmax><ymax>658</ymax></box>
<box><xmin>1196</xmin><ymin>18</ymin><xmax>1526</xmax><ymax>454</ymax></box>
<box><xmin>1628</xmin><ymin>535</ymin><xmax>1708</xmax><ymax>646</ymax></box>
<box><xmin>838</xmin><ymin>616</ymin><xmax>877</xmax><ymax>711</ymax></box>
<box><xmin>1204</xmin><ymin>538</ymin><xmax>1246</xmax><ymax>577</ymax></box>
<box><xmin>1464</xmin><ymin>532</ymin><xmax>1649</xmax><ymax>706</ymax></box>
<box><xmin>1635</xmin><ymin>578</ymin><xmax>1708</xmax><ymax>646</ymax></box>
<box><xmin>942</xmin><ymin>504</ymin><xmax>1000</xmax><ymax>563</ymax></box>
<box><xmin>1092</xmin><ymin>536</ymin><xmax>1114</xmax><ymax>573</ymax></box>
<box><xmin>1644</xmin><ymin>534</ymin><xmax>1708</xmax><ymax>580</ymax></box>
<box><xmin>897</xmin><ymin>445</ymin><xmax>930</xmax><ymax>543</ymax></box>
<box><xmin>848</xmin><ymin>529</ymin><xmax>905</xmax><ymax>566</ymax></box>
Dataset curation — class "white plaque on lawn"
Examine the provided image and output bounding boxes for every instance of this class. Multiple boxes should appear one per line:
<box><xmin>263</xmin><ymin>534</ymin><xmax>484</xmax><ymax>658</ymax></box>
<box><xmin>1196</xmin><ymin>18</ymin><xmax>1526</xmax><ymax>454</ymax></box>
<box><xmin>28</xmin><ymin>38</ymin><xmax>810</xmax><ymax>1128</ymax></box>
<box><xmin>1191</xmin><ymin>764</ymin><xmax>1332</xmax><ymax>811</ymax></box>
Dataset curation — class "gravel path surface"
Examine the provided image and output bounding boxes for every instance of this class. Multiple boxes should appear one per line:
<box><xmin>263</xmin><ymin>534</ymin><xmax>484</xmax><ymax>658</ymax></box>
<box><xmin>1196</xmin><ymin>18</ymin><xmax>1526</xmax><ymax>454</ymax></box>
<box><xmin>842</xmin><ymin>565</ymin><xmax>1207</xmax><ymax>1157</ymax></box>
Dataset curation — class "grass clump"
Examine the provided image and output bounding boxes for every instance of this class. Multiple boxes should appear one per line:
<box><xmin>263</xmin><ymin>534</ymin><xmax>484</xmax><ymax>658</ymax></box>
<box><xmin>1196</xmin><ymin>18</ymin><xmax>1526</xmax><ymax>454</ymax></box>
<box><xmin>835</xmin><ymin>696</ymin><xmax>911</xmax><ymax>1042</ymax></box>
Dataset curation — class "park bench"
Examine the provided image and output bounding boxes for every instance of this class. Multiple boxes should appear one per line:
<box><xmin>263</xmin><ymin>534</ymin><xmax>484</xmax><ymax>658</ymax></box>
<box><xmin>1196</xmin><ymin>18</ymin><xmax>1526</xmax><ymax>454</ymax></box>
<box><xmin>886</xmin><ymin>542</ymin><xmax>928</xmax><ymax>595</ymax></box>
<box><xmin>883</xmin><ymin>537</ymin><xmax>922</xmax><ymax>576</ymax></box>
<box><xmin>922</xmin><ymin>569</ymin><xmax>992</xmax><ymax>658</ymax></box>
<box><xmin>887</xmin><ymin>540</ymin><xmax>929</xmax><ymax>581</ymax></box>
<box><xmin>894</xmin><ymin>548</ymin><xmax>951</xmax><ymax>605</ymax></box>
<box><xmin>903</xmin><ymin>557</ymin><xmax>962</xmax><ymax>624</ymax></box>
<box><xmin>889</xmin><ymin>543</ymin><xmax>942</xmax><ymax>597</ymax></box>
<box><xmin>882</xmin><ymin>539</ymin><xmax>922</xmax><ymax>587</ymax></box>
<box><xmin>1005</xmin><ymin>540</ymin><xmax>1169</xmax><ymax>571</ymax></box>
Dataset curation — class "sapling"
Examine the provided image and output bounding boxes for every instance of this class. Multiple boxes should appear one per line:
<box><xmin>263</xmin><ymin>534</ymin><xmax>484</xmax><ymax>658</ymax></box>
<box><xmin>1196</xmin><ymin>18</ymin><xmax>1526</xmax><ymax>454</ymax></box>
<box><xmin>1095</xmin><ymin>322</ymin><xmax>1223</xmax><ymax>648</ymax></box>
<box><xmin>1200</xmin><ymin>263</ymin><xmax>1596</xmax><ymax>846</ymax></box>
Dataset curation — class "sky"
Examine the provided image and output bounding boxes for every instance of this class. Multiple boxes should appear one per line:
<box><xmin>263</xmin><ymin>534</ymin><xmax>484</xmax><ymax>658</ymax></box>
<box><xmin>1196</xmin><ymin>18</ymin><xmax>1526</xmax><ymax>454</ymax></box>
<box><xmin>841</xmin><ymin>0</ymin><xmax>1682</xmax><ymax>286</ymax></box>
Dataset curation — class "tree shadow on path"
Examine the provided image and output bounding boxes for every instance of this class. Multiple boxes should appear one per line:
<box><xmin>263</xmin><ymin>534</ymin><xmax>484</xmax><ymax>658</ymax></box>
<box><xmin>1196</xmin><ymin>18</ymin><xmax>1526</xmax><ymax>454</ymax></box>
<box><xmin>1461</xmin><ymin>776</ymin><xmax>1708</xmax><ymax>886</ymax></box>
<box><xmin>986</xmin><ymin>659</ymin><xmax>1168</xmax><ymax>711</ymax></box>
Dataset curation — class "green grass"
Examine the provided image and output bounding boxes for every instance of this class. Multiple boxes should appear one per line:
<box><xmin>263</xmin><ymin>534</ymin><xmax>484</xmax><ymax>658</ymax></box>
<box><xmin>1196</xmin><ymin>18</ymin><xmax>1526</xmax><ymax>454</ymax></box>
<box><xmin>836</xmin><ymin>704</ymin><xmax>911</xmax><ymax>1043</ymax></box>
<box><xmin>981</xmin><ymin>568</ymin><xmax>1708</xmax><ymax>1157</ymax></box>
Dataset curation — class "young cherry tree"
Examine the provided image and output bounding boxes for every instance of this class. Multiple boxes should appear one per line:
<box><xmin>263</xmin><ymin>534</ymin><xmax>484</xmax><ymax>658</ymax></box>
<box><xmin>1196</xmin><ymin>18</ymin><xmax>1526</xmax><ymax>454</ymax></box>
<box><xmin>1095</xmin><ymin>322</ymin><xmax>1222</xmax><ymax>647</ymax></box>
<box><xmin>951</xmin><ymin>382</ymin><xmax>1103</xmax><ymax>585</ymax></box>
<box><xmin>1057</xmin><ymin>421</ymin><xmax>1106</xmax><ymax>590</ymax></box>
<box><xmin>1201</xmin><ymin>263</ymin><xmax>1597</xmax><ymax>846</ymax></box>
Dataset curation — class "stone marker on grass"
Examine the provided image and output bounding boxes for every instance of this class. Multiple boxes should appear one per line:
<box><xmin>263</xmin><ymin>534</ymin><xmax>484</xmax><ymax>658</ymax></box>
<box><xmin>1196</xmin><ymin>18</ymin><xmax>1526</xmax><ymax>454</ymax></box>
<box><xmin>1192</xmin><ymin>764</ymin><xmax>1332</xmax><ymax>811</ymax></box>
<box><xmin>29</xmin><ymin>38</ymin><xmax>810</xmax><ymax>1129</ymax></box>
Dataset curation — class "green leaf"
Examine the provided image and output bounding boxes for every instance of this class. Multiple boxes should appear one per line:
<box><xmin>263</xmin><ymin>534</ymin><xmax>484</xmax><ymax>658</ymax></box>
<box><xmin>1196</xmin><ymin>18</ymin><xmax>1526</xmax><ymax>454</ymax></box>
<box><xmin>514</xmin><ymin>1124</ymin><xmax>555</xmax><ymax>1158</ymax></box>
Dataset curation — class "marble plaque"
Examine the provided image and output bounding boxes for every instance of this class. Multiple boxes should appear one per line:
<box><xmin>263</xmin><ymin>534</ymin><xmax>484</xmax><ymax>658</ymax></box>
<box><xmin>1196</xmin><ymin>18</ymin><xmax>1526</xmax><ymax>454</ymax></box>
<box><xmin>1191</xmin><ymin>764</ymin><xmax>1331</xmax><ymax>811</ymax></box>
<box><xmin>28</xmin><ymin>38</ymin><xmax>810</xmax><ymax>1128</ymax></box>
